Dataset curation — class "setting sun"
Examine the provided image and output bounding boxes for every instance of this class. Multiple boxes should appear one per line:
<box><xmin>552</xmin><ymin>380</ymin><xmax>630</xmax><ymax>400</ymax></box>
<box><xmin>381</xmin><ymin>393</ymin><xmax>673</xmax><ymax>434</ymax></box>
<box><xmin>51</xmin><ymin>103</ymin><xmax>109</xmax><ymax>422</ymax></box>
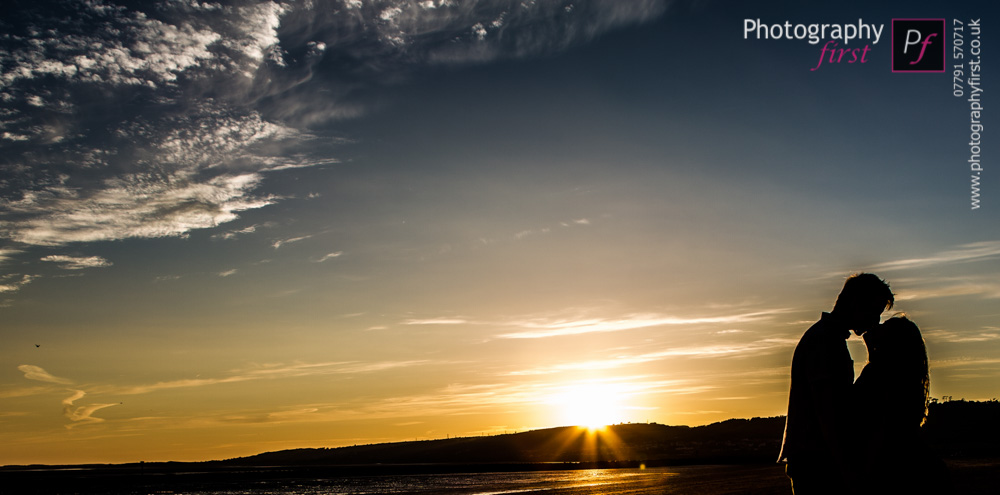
<box><xmin>552</xmin><ymin>382</ymin><xmax>630</xmax><ymax>429</ymax></box>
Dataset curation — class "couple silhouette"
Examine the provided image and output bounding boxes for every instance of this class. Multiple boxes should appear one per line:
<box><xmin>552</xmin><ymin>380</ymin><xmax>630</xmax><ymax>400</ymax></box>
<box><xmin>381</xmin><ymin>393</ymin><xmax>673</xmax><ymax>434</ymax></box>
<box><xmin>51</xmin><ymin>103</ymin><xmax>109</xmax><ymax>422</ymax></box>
<box><xmin>778</xmin><ymin>273</ymin><xmax>949</xmax><ymax>494</ymax></box>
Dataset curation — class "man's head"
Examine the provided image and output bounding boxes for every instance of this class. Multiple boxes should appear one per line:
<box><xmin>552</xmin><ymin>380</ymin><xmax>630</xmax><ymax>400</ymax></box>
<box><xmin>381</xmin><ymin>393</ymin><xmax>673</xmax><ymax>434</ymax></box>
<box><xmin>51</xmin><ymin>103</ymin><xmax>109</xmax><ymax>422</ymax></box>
<box><xmin>831</xmin><ymin>273</ymin><xmax>894</xmax><ymax>335</ymax></box>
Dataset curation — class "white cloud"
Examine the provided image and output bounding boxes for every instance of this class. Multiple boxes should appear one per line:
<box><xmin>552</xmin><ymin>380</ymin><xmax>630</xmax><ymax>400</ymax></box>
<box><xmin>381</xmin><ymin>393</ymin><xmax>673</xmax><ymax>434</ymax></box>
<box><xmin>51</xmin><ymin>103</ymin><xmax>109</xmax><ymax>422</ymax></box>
<box><xmin>6</xmin><ymin>172</ymin><xmax>275</xmax><ymax>246</ymax></box>
<box><xmin>930</xmin><ymin>357</ymin><xmax>1000</xmax><ymax>370</ymax></box>
<box><xmin>40</xmin><ymin>255</ymin><xmax>113</xmax><ymax>270</ymax></box>
<box><xmin>472</xmin><ymin>22</ymin><xmax>488</xmax><ymax>40</ymax></box>
<box><xmin>505</xmin><ymin>339</ymin><xmax>795</xmax><ymax>375</ymax></box>
<box><xmin>18</xmin><ymin>364</ymin><xmax>73</xmax><ymax>385</ymax></box>
<box><xmin>272</xmin><ymin>235</ymin><xmax>313</xmax><ymax>249</ymax></box>
<box><xmin>62</xmin><ymin>390</ymin><xmax>119</xmax><ymax>428</ymax></box>
<box><xmin>218</xmin><ymin>268</ymin><xmax>238</xmax><ymax>277</ymax></box>
<box><xmin>213</xmin><ymin>224</ymin><xmax>262</xmax><ymax>240</ymax></box>
<box><xmin>496</xmin><ymin>309</ymin><xmax>786</xmax><ymax>339</ymax></box>
<box><xmin>924</xmin><ymin>328</ymin><xmax>1000</xmax><ymax>344</ymax></box>
<box><xmin>331</xmin><ymin>0</ymin><xmax>668</xmax><ymax>64</ymax></box>
<box><xmin>0</xmin><ymin>1</ymin><xmax>294</xmax><ymax>97</ymax></box>
<box><xmin>315</xmin><ymin>251</ymin><xmax>344</xmax><ymax>262</ymax></box>
<box><xmin>404</xmin><ymin>318</ymin><xmax>468</xmax><ymax>325</ymax></box>
<box><xmin>0</xmin><ymin>7</ymin><xmax>221</xmax><ymax>92</ymax></box>
<box><xmin>0</xmin><ymin>386</ymin><xmax>53</xmax><ymax>399</ymax></box>
<box><xmin>108</xmin><ymin>360</ymin><xmax>428</xmax><ymax>396</ymax></box>
<box><xmin>0</xmin><ymin>275</ymin><xmax>35</xmax><ymax>294</ymax></box>
<box><xmin>871</xmin><ymin>240</ymin><xmax>1000</xmax><ymax>272</ymax></box>
<box><xmin>894</xmin><ymin>280</ymin><xmax>1000</xmax><ymax>301</ymax></box>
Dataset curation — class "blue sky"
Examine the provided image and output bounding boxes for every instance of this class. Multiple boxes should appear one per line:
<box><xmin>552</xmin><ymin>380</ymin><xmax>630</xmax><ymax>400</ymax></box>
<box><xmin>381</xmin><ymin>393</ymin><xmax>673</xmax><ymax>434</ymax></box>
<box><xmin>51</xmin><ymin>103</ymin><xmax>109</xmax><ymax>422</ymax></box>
<box><xmin>1</xmin><ymin>0</ymin><xmax>995</xmax><ymax>464</ymax></box>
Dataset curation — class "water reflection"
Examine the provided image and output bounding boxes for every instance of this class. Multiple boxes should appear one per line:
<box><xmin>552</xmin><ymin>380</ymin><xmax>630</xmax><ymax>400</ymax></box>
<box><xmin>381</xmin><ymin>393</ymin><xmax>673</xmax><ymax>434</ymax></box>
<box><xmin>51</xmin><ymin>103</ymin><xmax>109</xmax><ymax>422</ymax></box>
<box><xmin>162</xmin><ymin>464</ymin><xmax>798</xmax><ymax>495</ymax></box>
<box><xmin>188</xmin><ymin>468</ymin><xmax>681</xmax><ymax>494</ymax></box>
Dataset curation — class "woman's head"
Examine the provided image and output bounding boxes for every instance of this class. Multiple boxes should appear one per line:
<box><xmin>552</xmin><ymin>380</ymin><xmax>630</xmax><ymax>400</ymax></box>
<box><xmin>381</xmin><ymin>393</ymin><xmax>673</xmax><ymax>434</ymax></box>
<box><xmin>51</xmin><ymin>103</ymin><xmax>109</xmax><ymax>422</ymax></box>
<box><xmin>871</xmin><ymin>315</ymin><xmax>931</xmax><ymax>424</ymax></box>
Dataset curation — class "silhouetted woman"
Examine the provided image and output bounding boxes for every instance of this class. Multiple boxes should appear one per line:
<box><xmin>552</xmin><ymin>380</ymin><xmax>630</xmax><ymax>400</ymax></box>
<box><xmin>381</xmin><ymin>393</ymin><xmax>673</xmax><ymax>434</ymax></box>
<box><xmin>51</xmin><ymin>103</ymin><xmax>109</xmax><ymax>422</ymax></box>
<box><xmin>854</xmin><ymin>315</ymin><xmax>949</xmax><ymax>494</ymax></box>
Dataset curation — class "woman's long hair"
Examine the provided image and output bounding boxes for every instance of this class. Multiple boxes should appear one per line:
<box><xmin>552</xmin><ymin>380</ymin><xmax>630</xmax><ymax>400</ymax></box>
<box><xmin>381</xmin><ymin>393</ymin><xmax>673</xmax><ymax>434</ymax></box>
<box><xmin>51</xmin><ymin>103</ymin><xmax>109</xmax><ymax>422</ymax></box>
<box><xmin>874</xmin><ymin>315</ymin><xmax>931</xmax><ymax>426</ymax></box>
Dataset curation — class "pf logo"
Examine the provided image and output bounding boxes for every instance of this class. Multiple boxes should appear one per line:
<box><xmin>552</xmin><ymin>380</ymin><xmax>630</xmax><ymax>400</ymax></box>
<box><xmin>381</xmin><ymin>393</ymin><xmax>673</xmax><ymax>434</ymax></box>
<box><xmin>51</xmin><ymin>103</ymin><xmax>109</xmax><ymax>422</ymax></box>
<box><xmin>892</xmin><ymin>19</ymin><xmax>946</xmax><ymax>72</ymax></box>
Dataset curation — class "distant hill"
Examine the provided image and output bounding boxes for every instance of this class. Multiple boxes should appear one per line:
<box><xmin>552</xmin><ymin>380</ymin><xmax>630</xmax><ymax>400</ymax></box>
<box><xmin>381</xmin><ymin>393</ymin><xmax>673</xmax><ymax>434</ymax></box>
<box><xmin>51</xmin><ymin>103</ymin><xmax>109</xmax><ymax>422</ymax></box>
<box><xmin>216</xmin><ymin>417</ymin><xmax>786</xmax><ymax>467</ymax></box>
<box><xmin>215</xmin><ymin>400</ymin><xmax>1000</xmax><ymax>468</ymax></box>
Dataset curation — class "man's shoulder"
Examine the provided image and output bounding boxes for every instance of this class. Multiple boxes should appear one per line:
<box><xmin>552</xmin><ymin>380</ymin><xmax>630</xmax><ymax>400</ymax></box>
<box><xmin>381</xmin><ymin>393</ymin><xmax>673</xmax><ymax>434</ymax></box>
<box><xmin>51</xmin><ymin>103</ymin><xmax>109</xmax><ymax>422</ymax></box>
<box><xmin>798</xmin><ymin>314</ymin><xmax>832</xmax><ymax>343</ymax></box>
<box><xmin>793</xmin><ymin>314</ymin><xmax>850</xmax><ymax>363</ymax></box>
<box><xmin>801</xmin><ymin>313</ymin><xmax>848</xmax><ymax>340</ymax></box>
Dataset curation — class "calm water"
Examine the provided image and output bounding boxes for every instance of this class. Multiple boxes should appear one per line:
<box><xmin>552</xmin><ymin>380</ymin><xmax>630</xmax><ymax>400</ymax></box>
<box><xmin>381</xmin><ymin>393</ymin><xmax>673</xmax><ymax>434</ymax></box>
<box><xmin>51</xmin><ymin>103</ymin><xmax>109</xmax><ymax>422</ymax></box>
<box><xmin>178</xmin><ymin>465</ymin><xmax>791</xmax><ymax>495</ymax></box>
<box><xmin>184</xmin><ymin>468</ymin><xmax>676</xmax><ymax>494</ymax></box>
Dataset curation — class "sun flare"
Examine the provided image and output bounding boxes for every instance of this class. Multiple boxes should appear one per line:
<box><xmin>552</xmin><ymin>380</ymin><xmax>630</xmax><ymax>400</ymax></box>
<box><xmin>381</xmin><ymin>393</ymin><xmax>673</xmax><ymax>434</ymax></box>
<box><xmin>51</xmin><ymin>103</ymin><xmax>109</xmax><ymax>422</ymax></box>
<box><xmin>552</xmin><ymin>382</ymin><xmax>629</xmax><ymax>429</ymax></box>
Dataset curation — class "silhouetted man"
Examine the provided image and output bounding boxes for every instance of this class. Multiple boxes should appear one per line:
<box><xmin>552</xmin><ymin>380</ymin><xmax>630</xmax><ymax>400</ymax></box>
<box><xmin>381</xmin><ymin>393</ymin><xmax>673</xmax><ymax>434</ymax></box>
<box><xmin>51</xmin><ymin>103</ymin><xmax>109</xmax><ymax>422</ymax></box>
<box><xmin>778</xmin><ymin>273</ymin><xmax>894</xmax><ymax>494</ymax></box>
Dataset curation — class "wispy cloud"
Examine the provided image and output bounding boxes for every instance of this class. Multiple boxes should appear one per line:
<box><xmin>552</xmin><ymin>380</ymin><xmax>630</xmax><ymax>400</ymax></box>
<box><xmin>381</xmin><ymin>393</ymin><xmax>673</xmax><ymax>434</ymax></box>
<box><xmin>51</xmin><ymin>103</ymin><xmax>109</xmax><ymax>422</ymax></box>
<box><xmin>40</xmin><ymin>255</ymin><xmax>113</xmax><ymax>270</ymax></box>
<box><xmin>0</xmin><ymin>248</ymin><xmax>20</xmax><ymax>264</ymax></box>
<box><xmin>115</xmin><ymin>376</ymin><xmax>251</xmax><ymax>396</ymax></box>
<box><xmin>496</xmin><ymin>309</ymin><xmax>786</xmax><ymax>339</ymax></box>
<box><xmin>930</xmin><ymin>357</ymin><xmax>1000</xmax><ymax>370</ymax></box>
<box><xmin>218</xmin><ymin>269</ymin><xmax>238</xmax><ymax>277</ymax></box>
<box><xmin>894</xmin><ymin>279</ymin><xmax>1000</xmax><ymax>301</ymax></box>
<box><xmin>18</xmin><ymin>364</ymin><xmax>73</xmax><ymax>385</ymax></box>
<box><xmin>109</xmin><ymin>360</ymin><xmax>428</xmax><ymax>396</ymax></box>
<box><xmin>404</xmin><ymin>318</ymin><xmax>468</xmax><ymax>325</ymax></box>
<box><xmin>505</xmin><ymin>339</ymin><xmax>795</xmax><ymax>375</ymax></box>
<box><xmin>212</xmin><ymin>225</ymin><xmax>261</xmax><ymax>240</ymax></box>
<box><xmin>924</xmin><ymin>328</ymin><xmax>1000</xmax><ymax>344</ymax></box>
<box><xmin>6</xmin><ymin>172</ymin><xmax>278</xmax><ymax>247</ymax></box>
<box><xmin>62</xmin><ymin>390</ymin><xmax>118</xmax><ymax>428</ymax></box>
<box><xmin>314</xmin><ymin>251</ymin><xmax>344</xmax><ymax>262</ymax></box>
<box><xmin>0</xmin><ymin>386</ymin><xmax>54</xmax><ymax>399</ymax></box>
<box><xmin>0</xmin><ymin>274</ymin><xmax>35</xmax><ymax>293</ymax></box>
<box><xmin>870</xmin><ymin>240</ymin><xmax>1000</xmax><ymax>272</ymax></box>
<box><xmin>272</xmin><ymin>235</ymin><xmax>313</xmax><ymax>249</ymax></box>
<box><xmin>510</xmin><ymin>217</ymin><xmax>592</xmax><ymax>241</ymax></box>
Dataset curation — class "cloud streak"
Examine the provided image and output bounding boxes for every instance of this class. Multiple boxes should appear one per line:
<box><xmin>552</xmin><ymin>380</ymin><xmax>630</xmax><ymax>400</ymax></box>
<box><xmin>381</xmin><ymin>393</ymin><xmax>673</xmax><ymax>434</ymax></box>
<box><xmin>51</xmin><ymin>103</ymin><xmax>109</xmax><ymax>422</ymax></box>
<box><xmin>41</xmin><ymin>255</ymin><xmax>113</xmax><ymax>270</ymax></box>
<box><xmin>0</xmin><ymin>274</ymin><xmax>35</xmax><ymax>294</ymax></box>
<box><xmin>62</xmin><ymin>390</ymin><xmax>119</xmax><ymax>428</ymax></box>
<box><xmin>496</xmin><ymin>309</ymin><xmax>787</xmax><ymax>339</ymax></box>
<box><xmin>18</xmin><ymin>365</ymin><xmax>73</xmax><ymax>385</ymax></box>
<box><xmin>272</xmin><ymin>235</ymin><xmax>313</xmax><ymax>249</ymax></box>
<box><xmin>109</xmin><ymin>359</ymin><xmax>428</xmax><ymax>396</ymax></box>
<box><xmin>871</xmin><ymin>240</ymin><xmax>1000</xmax><ymax>272</ymax></box>
<box><xmin>505</xmin><ymin>338</ymin><xmax>796</xmax><ymax>375</ymax></box>
<box><xmin>894</xmin><ymin>279</ymin><xmax>1000</xmax><ymax>301</ymax></box>
<box><xmin>404</xmin><ymin>317</ymin><xmax>468</xmax><ymax>325</ymax></box>
<box><xmin>315</xmin><ymin>251</ymin><xmax>344</xmax><ymax>262</ymax></box>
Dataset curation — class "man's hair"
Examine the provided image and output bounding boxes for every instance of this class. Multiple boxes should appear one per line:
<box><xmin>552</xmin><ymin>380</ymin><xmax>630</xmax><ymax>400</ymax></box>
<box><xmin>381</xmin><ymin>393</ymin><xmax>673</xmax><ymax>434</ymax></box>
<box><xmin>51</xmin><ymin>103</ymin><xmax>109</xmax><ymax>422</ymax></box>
<box><xmin>836</xmin><ymin>272</ymin><xmax>894</xmax><ymax>310</ymax></box>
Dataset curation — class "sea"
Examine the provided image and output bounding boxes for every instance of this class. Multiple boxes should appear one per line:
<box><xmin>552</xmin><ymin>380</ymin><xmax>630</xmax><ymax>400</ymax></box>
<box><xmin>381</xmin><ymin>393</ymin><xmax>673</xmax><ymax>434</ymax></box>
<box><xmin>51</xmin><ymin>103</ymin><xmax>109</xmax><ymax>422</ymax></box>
<box><xmin>7</xmin><ymin>461</ymin><xmax>998</xmax><ymax>494</ymax></box>
<box><xmin>149</xmin><ymin>465</ymin><xmax>791</xmax><ymax>495</ymax></box>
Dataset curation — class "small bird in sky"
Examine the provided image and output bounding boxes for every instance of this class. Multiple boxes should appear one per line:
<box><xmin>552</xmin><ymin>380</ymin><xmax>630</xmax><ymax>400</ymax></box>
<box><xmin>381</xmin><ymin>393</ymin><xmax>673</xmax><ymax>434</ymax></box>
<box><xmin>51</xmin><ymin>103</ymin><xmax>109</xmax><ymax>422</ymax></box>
<box><xmin>35</xmin><ymin>344</ymin><xmax>40</xmax><ymax>347</ymax></box>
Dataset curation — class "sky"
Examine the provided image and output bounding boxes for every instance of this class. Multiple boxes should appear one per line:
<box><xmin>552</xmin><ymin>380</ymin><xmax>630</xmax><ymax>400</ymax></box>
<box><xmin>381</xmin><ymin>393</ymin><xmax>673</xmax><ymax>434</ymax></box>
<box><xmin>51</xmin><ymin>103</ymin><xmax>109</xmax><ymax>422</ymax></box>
<box><xmin>1</xmin><ymin>0</ymin><xmax>996</xmax><ymax>465</ymax></box>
